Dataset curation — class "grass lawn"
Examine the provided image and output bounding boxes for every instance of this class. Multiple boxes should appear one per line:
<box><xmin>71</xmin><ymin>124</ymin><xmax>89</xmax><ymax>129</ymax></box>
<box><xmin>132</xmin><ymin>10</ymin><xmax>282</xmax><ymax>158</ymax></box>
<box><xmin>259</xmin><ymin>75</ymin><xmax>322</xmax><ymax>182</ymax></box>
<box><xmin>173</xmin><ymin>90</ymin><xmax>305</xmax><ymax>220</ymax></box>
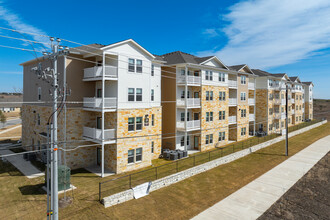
<box><xmin>0</xmin><ymin>124</ymin><xmax>21</xmax><ymax>141</ymax></box>
<box><xmin>0</xmin><ymin>122</ymin><xmax>329</xmax><ymax>219</ymax></box>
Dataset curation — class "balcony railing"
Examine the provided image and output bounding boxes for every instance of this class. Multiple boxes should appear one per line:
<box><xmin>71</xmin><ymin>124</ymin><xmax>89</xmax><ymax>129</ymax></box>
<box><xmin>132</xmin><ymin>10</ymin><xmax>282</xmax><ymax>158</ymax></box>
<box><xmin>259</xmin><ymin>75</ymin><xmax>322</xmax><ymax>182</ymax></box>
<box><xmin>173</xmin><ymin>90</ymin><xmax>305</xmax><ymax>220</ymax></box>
<box><xmin>176</xmin><ymin>98</ymin><xmax>201</xmax><ymax>108</ymax></box>
<box><xmin>228</xmin><ymin>80</ymin><xmax>237</xmax><ymax>88</ymax></box>
<box><xmin>281</xmin><ymin>99</ymin><xmax>286</xmax><ymax>105</ymax></box>
<box><xmin>84</xmin><ymin>65</ymin><xmax>118</xmax><ymax>79</ymax></box>
<box><xmin>83</xmin><ymin>127</ymin><xmax>116</xmax><ymax>142</ymax></box>
<box><xmin>291</xmin><ymin>98</ymin><xmax>295</xmax><ymax>103</ymax></box>
<box><xmin>281</xmin><ymin>112</ymin><xmax>286</xmax><ymax>120</ymax></box>
<box><xmin>177</xmin><ymin>76</ymin><xmax>201</xmax><ymax>85</ymax></box>
<box><xmin>248</xmin><ymin>82</ymin><xmax>255</xmax><ymax>90</ymax></box>
<box><xmin>176</xmin><ymin>120</ymin><xmax>201</xmax><ymax>130</ymax></box>
<box><xmin>292</xmin><ymin>109</ymin><xmax>295</xmax><ymax>114</ymax></box>
<box><xmin>274</xmin><ymin>112</ymin><xmax>281</xmax><ymax>119</ymax></box>
<box><xmin>83</xmin><ymin>97</ymin><xmax>117</xmax><ymax>109</ymax></box>
<box><xmin>228</xmin><ymin>116</ymin><xmax>236</xmax><ymax>124</ymax></box>
<box><xmin>248</xmin><ymin>98</ymin><xmax>255</xmax><ymax>105</ymax></box>
<box><xmin>229</xmin><ymin>98</ymin><xmax>237</xmax><ymax>106</ymax></box>
<box><xmin>274</xmin><ymin>99</ymin><xmax>281</xmax><ymax>105</ymax></box>
<box><xmin>249</xmin><ymin>114</ymin><xmax>255</xmax><ymax>121</ymax></box>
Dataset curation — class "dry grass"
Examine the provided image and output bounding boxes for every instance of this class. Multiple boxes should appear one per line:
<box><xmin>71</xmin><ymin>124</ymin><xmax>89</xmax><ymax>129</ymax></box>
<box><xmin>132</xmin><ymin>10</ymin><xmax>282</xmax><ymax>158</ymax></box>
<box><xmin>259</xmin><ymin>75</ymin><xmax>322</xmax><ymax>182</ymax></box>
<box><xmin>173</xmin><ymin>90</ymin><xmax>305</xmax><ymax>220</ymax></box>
<box><xmin>3</xmin><ymin>111</ymin><xmax>20</xmax><ymax>118</ymax></box>
<box><xmin>0</xmin><ymin>125</ymin><xmax>21</xmax><ymax>140</ymax></box>
<box><xmin>0</xmin><ymin>122</ymin><xmax>329</xmax><ymax>219</ymax></box>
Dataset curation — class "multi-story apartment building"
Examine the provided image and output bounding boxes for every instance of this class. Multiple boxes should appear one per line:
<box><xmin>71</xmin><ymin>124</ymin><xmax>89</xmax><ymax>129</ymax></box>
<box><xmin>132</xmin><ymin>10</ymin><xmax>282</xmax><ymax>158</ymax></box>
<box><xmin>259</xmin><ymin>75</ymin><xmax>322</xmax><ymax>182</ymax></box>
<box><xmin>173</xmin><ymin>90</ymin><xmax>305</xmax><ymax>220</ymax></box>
<box><xmin>252</xmin><ymin>69</ymin><xmax>291</xmax><ymax>134</ymax></box>
<box><xmin>289</xmin><ymin>77</ymin><xmax>305</xmax><ymax>125</ymax></box>
<box><xmin>160</xmin><ymin>51</ymin><xmax>256</xmax><ymax>152</ymax></box>
<box><xmin>303</xmin><ymin>82</ymin><xmax>313</xmax><ymax>120</ymax></box>
<box><xmin>21</xmin><ymin>39</ymin><xmax>162</xmax><ymax>175</ymax></box>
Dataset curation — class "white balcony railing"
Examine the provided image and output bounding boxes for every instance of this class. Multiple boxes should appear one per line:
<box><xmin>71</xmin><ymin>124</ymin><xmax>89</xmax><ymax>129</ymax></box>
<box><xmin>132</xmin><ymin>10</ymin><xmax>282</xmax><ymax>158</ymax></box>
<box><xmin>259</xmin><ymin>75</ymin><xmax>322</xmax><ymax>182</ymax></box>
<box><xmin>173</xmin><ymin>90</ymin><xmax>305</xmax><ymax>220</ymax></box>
<box><xmin>83</xmin><ymin>127</ymin><xmax>116</xmax><ymax>141</ymax></box>
<box><xmin>176</xmin><ymin>98</ymin><xmax>201</xmax><ymax>108</ymax></box>
<box><xmin>248</xmin><ymin>82</ymin><xmax>255</xmax><ymax>90</ymax></box>
<box><xmin>83</xmin><ymin>97</ymin><xmax>117</xmax><ymax>109</ymax></box>
<box><xmin>281</xmin><ymin>113</ymin><xmax>286</xmax><ymax>120</ymax></box>
<box><xmin>249</xmin><ymin>114</ymin><xmax>255</xmax><ymax>121</ymax></box>
<box><xmin>274</xmin><ymin>112</ymin><xmax>281</xmax><ymax>119</ymax></box>
<box><xmin>229</xmin><ymin>98</ymin><xmax>237</xmax><ymax>106</ymax></box>
<box><xmin>177</xmin><ymin>76</ymin><xmax>201</xmax><ymax>85</ymax></box>
<box><xmin>274</xmin><ymin>99</ymin><xmax>281</xmax><ymax>105</ymax></box>
<box><xmin>291</xmin><ymin>98</ymin><xmax>295</xmax><ymax>103</ymax></box>
<box><xmin>84</xmin><ymin>65</ymin><xmax>118</xmax><ymax>79</ymax></box>
<box><xmin>228</xmin><ymin>80</ymin><xmax>237</xmax><ymax>88</ymax></box>
<box><xmin>292</xmin><ymin>109</ymin><xmax>295</xmax><ymax>114</ymax></box>
<box><xmin>248</xmin><ymin>98</ymin><xmax>255</xmax><ymax>105</ymax></box>
<box><xmin>228</xmin><ymin>116</ymin><xmax>236</xmax><ymax>124</ymax></box>
<box><xmin>176</xmin><ymin>120</ymin><xmax>201</xmax><ymax>130</ymax></box>
<box><xmin>281</xmin><ymin>99</ymin><xmax>286</xmax><ymax>105</ymax></box>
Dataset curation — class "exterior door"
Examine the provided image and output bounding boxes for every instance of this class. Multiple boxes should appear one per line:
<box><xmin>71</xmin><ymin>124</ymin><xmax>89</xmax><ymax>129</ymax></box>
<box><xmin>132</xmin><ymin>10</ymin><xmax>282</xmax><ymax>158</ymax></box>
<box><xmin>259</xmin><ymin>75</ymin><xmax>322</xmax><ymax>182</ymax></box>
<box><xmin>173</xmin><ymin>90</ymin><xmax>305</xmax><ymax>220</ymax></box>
<box><xmin>97</xmin><ymin>148</ymin><xmax>101</xmax><ymax>165</ymax></box>
<box><xmin>97</xmin><ymin>89</ymin><xmax>102</xmax><ymax>98</ymax></box>
<box><xmin>194</xmin><ymin>113</ymin><xmax>199</xmax><ymax>121</ymax></box>
<box><xmin>96</xmin><ymin>117</ymin><xmax>102</xmax><ymax>129</ymax></box>
<box><xmin>194</xmin><ymin>136</ymin><xmax>199</xmax><ymax>150</ymax></box>
<box><xmin>194</xmin><ymin>92</ymin><xmax>199</xmax><ymax>98</ymax></box>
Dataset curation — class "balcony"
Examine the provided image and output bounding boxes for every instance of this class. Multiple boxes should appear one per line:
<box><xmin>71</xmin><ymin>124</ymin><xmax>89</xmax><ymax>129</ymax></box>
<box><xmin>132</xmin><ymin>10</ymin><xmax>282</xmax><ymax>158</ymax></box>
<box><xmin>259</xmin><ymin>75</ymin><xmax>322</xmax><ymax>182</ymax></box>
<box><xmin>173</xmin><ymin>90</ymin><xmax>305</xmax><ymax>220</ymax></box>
<box><xmin>274</xmin><ymin>112</ymin><xmax>281</xmax><ymax>119</ymax></box>
<box><xmin>248</xmin><ymin>82</ymin><xmax>255</xmax><ymax>90</ymax></box>
<box><xmin>229</xmin><ymin>98</ymin><xmax>237</xmax><ymax>106</ymax></box>
<box><xmin>177</xmin><ymin>76</ymin><xmax>201</xmax><ymax>85</ymax></box>
<box><xmin>83</xmin><ymin>97</ymin><xmax>117</xmax><ymax>111</ymax></box>
<box><xmin>83</xmin><ymin>127</ymin><xmax>116</xmax><ymax>143</ymax></box>
<box><xmin>249</xmin><ymin>114</ymin><xmax>255</xmax><ymax>121</ymax></box>
<box><xmin>281</xmin><ymin>112</ymin><xmax>286</xmax><ymax>120</ymax></box>
<box><xmin>291</xmin><ymin>109</ymin><xmax>295</xmax><ymax>114</ymax></box>
<box><xmin>176</xmin><ymin>98</ymin><xmax>201</xmax><ymax>108</ymax></box>
<box><xmin>291</xmin><ymin>98</ymin><xmax>295</xmax><ymax>103</ymax></box>
<box><xmin>248</xmin><ymin>98</ymin><xmax>255</xmax><ymax>105</ymax></box>
<box><xmin>229</xmin><ymin>116</ymin><xmax>236</xmax><ymax>124</ymax></box>
<box><xmin>274</xmin><ymin>99</ymin><xmax>281</xmax><ymax>105</ymax></box>
<box><xmin>281</xmin><ymin>99</ymin><xmax>286</xmax><ymax>105</ymax></box>
<box><xmin>176</xmin><ymin>120</ymin><xmax>201</xmax><ymax>131</ymax></box>
<box><xmin>228</xmin><ymin>80</ymin><xmax>237</xmax><ymax>88</ymax></box>
<box><xmin>83</xmin><ymin>65</ymin><xmax>118</xmax><ymax>80</ymax></box>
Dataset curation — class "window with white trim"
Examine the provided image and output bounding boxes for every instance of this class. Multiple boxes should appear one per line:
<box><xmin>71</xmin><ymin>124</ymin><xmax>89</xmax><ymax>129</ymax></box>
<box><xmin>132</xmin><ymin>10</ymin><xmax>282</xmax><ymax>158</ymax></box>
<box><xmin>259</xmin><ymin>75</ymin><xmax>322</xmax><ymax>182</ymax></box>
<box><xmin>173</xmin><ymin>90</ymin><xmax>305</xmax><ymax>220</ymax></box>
<box><xmin>151</xmin><ymin>64</ymin><xmax>154</xmax><ymax>76</ymax></box>
<box><xmin>151</xmin><ymin>141</ymin><xmax>154</xmax><ymax>153</ymax></box>
<box><xmin>206</xmin><ymin>91</ymin><xmax>213</xmax><ymax>101</ymax></box>
<box><xmin>128</xmin><ymin>148</ymin><xmax>143</xmax><ymax>164</ymax></box>
<box><xmin>206</xmin><ymin>134</ymin><xmax>213</xmax><ymax>144</ymax></box>
<box><xmin>128</xmin><ymin>88</ymin><xmax>135</xmax><ymax>101</ymax></box>
<box><xmin>151</xmin><ymin>89</ymin><xmax>154</xmax><ymax>101</ymax></box>
<box><xmin>151</xmin><ymin>114</ymin><xmax>155</xmax><ymax>126</ymax></box>
<box><xmin>136</xmin><ymin>88</ymin><xmax>142</xmax><ymax>101</ymax></box>
<box><xmin>219</xmin><ymin>91</ymin><xmax>226</xmax><ymax>101</ymax></box>
<box><xmin>136</xmin><ymin>148</ymin><xmax>142</xmax><ymax>162</ymax></box>
<box><xmin>240</xmin><ymin>92</ymin><xmax>246</xmax><ymax>101</ymax></box>
<box><xmin>219</xmin><ymin>72</ymin><xmax>225</xmax><ymax>82</ymax></box>
<box><xmin>206</xmin><ymin>112</ymin><xmax>213</xmax><ymax>122</ymax></box>
<box><xmin>136</xmin><ymin>117</ymin><xmax>143</xmax><ymax>130</ymax></box>
<box><xmin>241</xmin><ymin>127</ymin><xmax>246</xmax><ymax>136</ymax></box>
<box><xmin>241</xmin><ymin>75</ymin><xmax>246</xmax><ymax>84</ymax></box>
<box><xmin>128</xmin><ymin>149</ymin><xmax>134</xmax><ymax>163</ymax></box>
<box><xmin>136</xmin><ymin>59</ymin><xmax>142</xmax><ymax>73</ymax></box>
<box><xmin>218</xmin><ymin>132</ymin><xmax>225</xmax><ymax>141</ymax></box>
<box><xmin>219</xmin><ymin>111</ymin><xmax>225</xmax><ymax>120</ymax></box>
<box><xmin>128</xmin><ymin>58</ymin><xmax>135</xmax><ymax>72</ymax></box>
<box><xmin>128</xmin><ymin>117</ymin><xmax>135</xmax><ymax>131</ymax></box>
<box><xmin>241</xmin><ymin>109</ymin><xmax>246</xmax><ymax>118</ymax></box>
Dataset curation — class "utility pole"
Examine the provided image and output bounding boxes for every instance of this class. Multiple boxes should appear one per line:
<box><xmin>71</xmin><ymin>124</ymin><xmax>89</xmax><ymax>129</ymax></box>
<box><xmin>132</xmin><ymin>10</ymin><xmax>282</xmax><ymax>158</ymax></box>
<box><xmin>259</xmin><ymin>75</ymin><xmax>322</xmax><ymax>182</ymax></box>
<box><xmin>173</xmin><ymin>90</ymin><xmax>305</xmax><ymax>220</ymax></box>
<box><xmin>285</xmin><ymin>84</ymin><xmax>289</xmax><ymax>156</ymax></box>
<box><xmin>32</xmin><ymin>37</ymin><xmax>69</xmax><ymax>220</ymax></box>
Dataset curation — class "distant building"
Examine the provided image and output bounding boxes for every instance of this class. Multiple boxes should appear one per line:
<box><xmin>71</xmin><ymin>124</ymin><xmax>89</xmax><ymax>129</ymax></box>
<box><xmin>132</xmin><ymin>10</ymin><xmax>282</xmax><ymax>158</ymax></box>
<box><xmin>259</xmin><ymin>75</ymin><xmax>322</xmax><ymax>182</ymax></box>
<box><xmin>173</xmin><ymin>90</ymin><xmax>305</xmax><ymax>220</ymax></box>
<box><xmin>0</xmin><ymin>94</ymin><xmax>22</xmax><ymax>113</ymax></box>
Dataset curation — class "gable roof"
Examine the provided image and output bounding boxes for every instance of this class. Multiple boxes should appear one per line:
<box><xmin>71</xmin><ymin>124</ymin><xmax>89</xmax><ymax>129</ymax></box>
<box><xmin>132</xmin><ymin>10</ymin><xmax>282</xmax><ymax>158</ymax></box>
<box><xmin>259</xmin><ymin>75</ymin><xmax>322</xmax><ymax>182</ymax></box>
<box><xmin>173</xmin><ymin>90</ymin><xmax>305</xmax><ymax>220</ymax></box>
<box><xmin>251</xmin><ymin>69</ymin><xmax>272</xmax><ymax>76</ymax></box>
<box><xmin>159</xmin><ymin>51</ymin><xmax>228</xmax><ymax>69</ymax></box>
<box><xmin>303</xmin><ymin>81</ymin><xmax>314</xmax><ymax>86</ymax></box>
<box><xmin>228</xmin><ymin>64</ymin><xmax>246</xmax><ymax>71</ymax></box>
<box><xmin>289</xmin><ymin>76</ymin><xmax>302</xmax><ymax>83</ymax></box>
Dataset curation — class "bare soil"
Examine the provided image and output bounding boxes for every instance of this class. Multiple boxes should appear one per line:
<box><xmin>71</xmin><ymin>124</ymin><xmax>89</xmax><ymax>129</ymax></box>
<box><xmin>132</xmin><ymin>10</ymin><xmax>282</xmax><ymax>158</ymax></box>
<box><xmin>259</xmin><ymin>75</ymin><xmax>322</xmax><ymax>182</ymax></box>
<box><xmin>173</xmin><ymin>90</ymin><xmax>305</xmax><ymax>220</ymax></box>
<box><xmin>259</xmin><ymin>152</ymin><xmax>330</xmax><ymax>220</ymax></box>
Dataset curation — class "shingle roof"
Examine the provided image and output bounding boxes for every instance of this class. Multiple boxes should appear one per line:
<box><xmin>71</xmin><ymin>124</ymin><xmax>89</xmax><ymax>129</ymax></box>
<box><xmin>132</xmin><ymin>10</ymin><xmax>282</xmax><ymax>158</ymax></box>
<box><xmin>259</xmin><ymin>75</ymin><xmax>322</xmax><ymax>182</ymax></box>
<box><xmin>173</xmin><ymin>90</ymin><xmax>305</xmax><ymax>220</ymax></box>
<box><xmin>159</xmin><ymin>51</ymin><xmax>215</xmax><ymax>65</ymax></box>
<box><xmin>289</xmin><ymin>76</ymin><xmax>298</xmax><ymax>82</ymax></box>
<box><xmin>302</xmin><ymin>81</ymin><xmax>313</xmax><ymax>85</ymax></box>
<box><xmin>271</xmin><ymin>73</ymin><xmax>286</xmax><ymax>77</ymax></box>
<box><xmin>251</xmin><ymin>69</ymin><xmax>272</xmax><ymax>76</ymax></box>
<box><xmin>228</xmin><ymin>64</ymin><xmax>246</xmax><ymax>71</ymax></box>
<box><xmin>69</xmin><ymin>43</ymin><xmax>105</xmax><ymax>54</ymax></box>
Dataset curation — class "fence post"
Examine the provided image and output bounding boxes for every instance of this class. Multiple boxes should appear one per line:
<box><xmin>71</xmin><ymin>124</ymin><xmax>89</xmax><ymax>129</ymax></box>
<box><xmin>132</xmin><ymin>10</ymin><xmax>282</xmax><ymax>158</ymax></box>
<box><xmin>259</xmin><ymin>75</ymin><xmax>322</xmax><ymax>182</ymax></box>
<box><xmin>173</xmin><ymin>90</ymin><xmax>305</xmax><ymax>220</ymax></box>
<box><xmin>176</xmin><ymin>160</ymin><xmax>179</xmax><ymax>172</ymax></box>
<box><xmin>129</xmin><ymin>174</ymin><xmax>132</xmax><ymax>188</ymax></box>
<box><xmin>99</xmin><ymin>182</ymin><xmax>101</xmax><ymax>202</ymax></box>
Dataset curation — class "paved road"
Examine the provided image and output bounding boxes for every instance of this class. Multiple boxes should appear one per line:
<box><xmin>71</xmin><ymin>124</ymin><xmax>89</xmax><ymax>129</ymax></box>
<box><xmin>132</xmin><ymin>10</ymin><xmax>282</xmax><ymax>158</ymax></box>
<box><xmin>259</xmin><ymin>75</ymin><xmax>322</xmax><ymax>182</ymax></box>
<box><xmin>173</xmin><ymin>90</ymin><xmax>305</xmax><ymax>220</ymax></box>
<box><xmin>192</xmin><ymin>135</ymin><xmax>330</xmax><ymax>220</ymax></box>
<box><xmin>0</xmin><ymin>118</ymin><xmax>21</xmax><ymax>129</ymax></box>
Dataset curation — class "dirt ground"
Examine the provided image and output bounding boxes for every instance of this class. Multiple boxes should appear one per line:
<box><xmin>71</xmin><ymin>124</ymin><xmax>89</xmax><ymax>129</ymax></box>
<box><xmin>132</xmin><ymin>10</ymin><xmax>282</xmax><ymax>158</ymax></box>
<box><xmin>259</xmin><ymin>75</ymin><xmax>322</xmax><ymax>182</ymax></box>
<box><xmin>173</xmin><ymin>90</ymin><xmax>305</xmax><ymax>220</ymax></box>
<box><xmin>259</xmin><ymin>152</ymin><xmax>330</xmax><ymax>220</ymax></box>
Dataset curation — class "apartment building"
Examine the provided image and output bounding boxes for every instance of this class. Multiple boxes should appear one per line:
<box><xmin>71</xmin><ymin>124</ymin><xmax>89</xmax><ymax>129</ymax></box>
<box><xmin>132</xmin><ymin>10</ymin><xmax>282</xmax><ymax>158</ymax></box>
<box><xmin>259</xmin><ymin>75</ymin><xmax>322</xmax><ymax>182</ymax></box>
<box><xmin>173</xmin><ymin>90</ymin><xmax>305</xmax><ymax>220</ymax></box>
<box><xmin>21</xmin><ymin>39</ymin><xmax>162</xmax><ymax>175</ymax></box>
<box><xmin>303</xmin><ymin>82</ymin><xmax>314</xmax><ymax>120</ymax></box>
<box><xmin>160</xmin><ymin>51</ymin><xmax>256</xmax><ymax>152</ymax></box>
<box><xmin>289</xmin><ymin>77</ymin><xmax>305</xmax><ymax>125</ymax></box>
<box><xmin>253</xmin><ymin>69</ymin><xmax>290</xmax><ymax>134</ymax></box>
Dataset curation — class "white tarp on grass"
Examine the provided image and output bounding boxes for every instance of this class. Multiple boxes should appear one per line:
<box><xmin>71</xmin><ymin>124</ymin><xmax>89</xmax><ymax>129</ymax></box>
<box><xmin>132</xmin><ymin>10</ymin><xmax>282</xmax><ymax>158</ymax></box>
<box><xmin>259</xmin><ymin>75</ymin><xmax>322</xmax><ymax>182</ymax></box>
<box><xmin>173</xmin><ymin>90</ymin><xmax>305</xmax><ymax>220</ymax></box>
<box><xmin>132</xmin><ymin>182</ymin><xmax>152</xmax><ymax>199</ymax></box>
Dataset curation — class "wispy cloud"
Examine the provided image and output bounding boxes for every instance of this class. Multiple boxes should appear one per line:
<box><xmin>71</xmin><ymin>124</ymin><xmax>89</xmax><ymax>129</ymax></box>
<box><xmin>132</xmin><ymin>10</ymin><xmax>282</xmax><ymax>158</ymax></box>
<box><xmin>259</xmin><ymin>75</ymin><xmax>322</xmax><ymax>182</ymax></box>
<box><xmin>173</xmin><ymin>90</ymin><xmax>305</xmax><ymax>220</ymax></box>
<box><xmin>198</xmin><ymin>0</ymin><xmax>330</xmax><ymax>69</ymax></box>
<box><xmin>202</xmin><ymin>28</ymin><xmax>219</xmax><ymax>38</ymax></box>
<box><xmin>0</xmin><ymin>1</ymin><xmax>48</xmax><ymax>49</ymax></box>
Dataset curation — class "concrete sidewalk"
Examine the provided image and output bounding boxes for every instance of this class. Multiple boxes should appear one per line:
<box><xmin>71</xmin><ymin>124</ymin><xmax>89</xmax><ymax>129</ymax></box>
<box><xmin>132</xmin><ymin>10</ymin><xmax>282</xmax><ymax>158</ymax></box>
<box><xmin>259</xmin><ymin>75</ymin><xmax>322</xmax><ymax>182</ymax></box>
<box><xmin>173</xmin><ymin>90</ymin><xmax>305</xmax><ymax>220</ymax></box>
<box><xmin>192</xmin><ymin>135</ymin><xmax>330</xmax><ymax>220</ymax></box>
<box><xmin>0</xmin><ymin>148</ymin><xmax>44</xmax><ymax>179</ymax></box>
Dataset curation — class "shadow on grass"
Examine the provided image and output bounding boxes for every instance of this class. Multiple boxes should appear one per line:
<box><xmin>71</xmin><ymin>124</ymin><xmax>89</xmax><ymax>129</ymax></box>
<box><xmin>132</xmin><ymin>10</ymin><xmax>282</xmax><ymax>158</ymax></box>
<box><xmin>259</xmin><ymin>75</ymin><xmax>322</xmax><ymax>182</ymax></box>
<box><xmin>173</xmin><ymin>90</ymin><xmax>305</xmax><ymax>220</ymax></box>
<box><xmin>0</xmin><ymin>160</ymin><xmax>24</xmax><ymax>176</ymax></box>
<box><xmin>19</xmin><ymin>183</ymin><xmax>46</xmax><ymax>195</ymax></box>
<box><xmin>70</xmin><ymin>168</ymin><xmax>98</xmax><ymax>178</ymax></box>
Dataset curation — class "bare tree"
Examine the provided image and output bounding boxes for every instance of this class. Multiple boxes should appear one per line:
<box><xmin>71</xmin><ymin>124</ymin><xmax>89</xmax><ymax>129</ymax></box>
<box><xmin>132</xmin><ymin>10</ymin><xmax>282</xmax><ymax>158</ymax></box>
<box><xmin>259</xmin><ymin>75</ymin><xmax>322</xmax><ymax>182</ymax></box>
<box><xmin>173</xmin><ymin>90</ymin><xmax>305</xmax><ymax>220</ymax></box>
<box><xmin>12</xmin><ymin>86</ymin><xmax>23</xmax><ymax>95</ymax></box>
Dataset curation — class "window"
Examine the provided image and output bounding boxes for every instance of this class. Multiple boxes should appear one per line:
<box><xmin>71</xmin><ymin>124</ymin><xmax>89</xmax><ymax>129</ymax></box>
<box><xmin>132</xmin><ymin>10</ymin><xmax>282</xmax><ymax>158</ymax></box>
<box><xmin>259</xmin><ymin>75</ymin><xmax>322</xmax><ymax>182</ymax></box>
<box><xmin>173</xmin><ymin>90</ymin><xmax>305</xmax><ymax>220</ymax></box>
<box><xmin>136</xmin><ymin>60</ymin><xmax>142</xmax><ymax>73</ymax></box>
<box><xmin>136</xmin><ymin>88</ymin><xmax>142</xmax><ymax>101</ymax></box>
<box><xmin>181</xmin><ymin>137</ymin><xmax>184</xmax><ymax>147</ymax></box>
<box><xmin>151</xmin><ymin>141</ymin><xmax>154</xmax><ymax>153</ymax></box>
<box><xmin>269</xmin><ymin>108</ymin><xmax>273</xmax><ymax>115</ymax></box>
<box><xmin>136</xmin><ymin>117</ymin><xmax>143</xmax><ymax>130</ymax></box>
<box><xmin>128</xmin><ymin>88</ymin><xmax>135</xmax><ymax>101</ymax></box>
<box><xmin>128</xmin><ymin>117</ymin><xmax>135</xmax><ymax>131</ymax></box>
<box><xmin>181</xmin><ymin>91</ymin><xmax>185</xmax><ymax>99</ymax></box>
<box><xmin>205</xmin><ymin>71</ymin><xmax>209</xmax><ymax>80</ymax></box>
<box><xmin>151</xmin><ymin>114</ymin><xmax>155</xmax><ymax>126</ymax></box>
<box><xmin>240</xmin><ymin>92</ymin><xmax>246</xmax><ymax>101</ymax></box>
<box><xmin>296</xmin><ymin>117</ymin><xmax>298</xmax><ymax>121</ymax></box>
<box><xmin>206</xmin><ymin>91</ymin><xmax>209</xmax><ymax>101</ymax></box>
<box><xmin>241</xmin><ymin>76</ymin><xmax>246</xmax><ymax>84</ymax></box>
<box><xmin>128</xmin><ymin>58</ymin><xmax>135</xmax><ymax>72</ymax></box>
<box><xmin>38</xmin><ymin>87</ymin><xmax>41</xmax><ymax>101</ymax></box>
<box><xmin>209</xmin><ymin>71</ymin><xmax>213</xmax><ymax>80</ymax></box>
<box><xmin>281</xmin><ymin>122</ymin><xmax>284</xmax><ymax>128</ymax></box>
<box><xmin>206</xmin><ymin>134</ymin><xmax>213</xmax><ymax>144</ymax></box>
<box><xmin>269</xmin><ymin>93</ymin><xmax>273</xmax><ymax>100</ymax></box>
<box><xmin>206</xmin><ymin>112</ymin><xmax>213</xmax><ymax>122</ymax></box>
<box><xmin>296</xmin><ymin>105</ymin><xmax>298</xmax><ymax>110</ymax></box>
<box><xmin>37</xmin><ymin>114</ymin><xmax>40</xmax><ymax>125</ymax></box>
<box><xmin>299</xmin><ymin>105</ymin><xmax>301</xmax><ymax>110</ymax></box>
<box><xmin>128</xmin><ymin>149</ymin><xmax>134</xmax><ymax>163</ymax></box>
<box><xmin>151</xmin><ymin>89</ymin><xmax>154</xmax><ymax>101</ymax></box>
<box><xmin>219</xmin><ymin>91</ymin><xmax>226</xmax><ymax>101</ymax></box>
<box><xmin>210</xmin><ymin>91</ymin><xmax>213</xmax><ymax>101</ymax></box>
<box><xmin>241</xmin><ymin>109</ymin><xmax>246</xmax><ymax>118</ymax></box>
<box><xmin>181</xmin><ymin>112</ymin><xmax>185</xmax><ymax>121</ymax></box>
<box><xmin>219</xmin><ymin>132</ymin><xmax>225</xmax><ymax>141</ymax></box>
<box><xmin>299</xmin><ymin>116</ymin><xmax>301</xmax><ymax>121</ymax></box>
<box><xmin>136</xmin><ymin>148</ymin><xmax>142</xmax><ymax>162</ymax></box>
<box><xmin>151</xmin><ymin>64</ymin><xmax>154</xmax><ymax>76</ymax></box>
<box><xmin>219</xmin><ymin>111</ymin><xmax>225</xmax><ymax>120</ymax></box>
<box><xmin>219</xmin><ymin>73</ymin><xmax>225</xmax><ymax>82</ymax></box>
<box><xmin>269</xmin><ymin>124</ymin><xmax>272</xmax><ymax>131</ymax></box>
<box><xmin>241</xmin><ymin>127</ymin><xmax>246</xmax><ymax>136</ymax></box>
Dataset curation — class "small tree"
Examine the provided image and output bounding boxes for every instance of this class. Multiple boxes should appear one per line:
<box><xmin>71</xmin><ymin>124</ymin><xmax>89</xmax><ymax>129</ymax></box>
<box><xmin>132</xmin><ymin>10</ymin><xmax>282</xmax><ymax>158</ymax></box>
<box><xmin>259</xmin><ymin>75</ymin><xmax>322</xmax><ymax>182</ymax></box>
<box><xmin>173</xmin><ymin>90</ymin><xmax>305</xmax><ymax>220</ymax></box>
<box><xmin>0</xmin><ymin>111</ymin><xmax>6</xmax><ymax>127</ymax></box>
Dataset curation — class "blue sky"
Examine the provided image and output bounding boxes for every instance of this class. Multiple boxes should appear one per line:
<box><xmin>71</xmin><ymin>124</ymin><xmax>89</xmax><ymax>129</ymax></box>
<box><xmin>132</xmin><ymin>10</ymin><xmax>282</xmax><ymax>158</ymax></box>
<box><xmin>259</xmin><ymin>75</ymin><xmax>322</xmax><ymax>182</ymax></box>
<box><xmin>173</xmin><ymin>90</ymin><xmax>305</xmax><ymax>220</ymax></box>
<box><xmin>0</xmin><ymin>0</ymin><xmax>329</xmax><ymax>98</ymax></box>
